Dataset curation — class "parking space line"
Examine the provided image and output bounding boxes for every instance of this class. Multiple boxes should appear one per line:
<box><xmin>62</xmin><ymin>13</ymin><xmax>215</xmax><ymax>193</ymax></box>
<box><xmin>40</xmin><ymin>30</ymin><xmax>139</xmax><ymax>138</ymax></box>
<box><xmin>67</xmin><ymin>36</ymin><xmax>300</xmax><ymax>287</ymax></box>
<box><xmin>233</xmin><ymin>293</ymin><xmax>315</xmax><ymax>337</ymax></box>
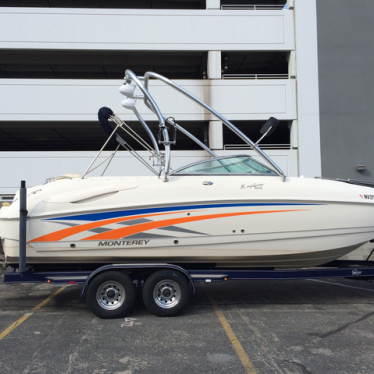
<box><xmin>308</xmin><ymin>279</ymin><xmax>374</xmax><ymax>292</ymax></box>
<box><xmin>208</xmin><ymin>295</ymin><xmax>257</xmax><ymax>374</ymax></box>
<box><xmin>0</xmin><ymin>286</ymin><xmax>67</xmax><ymax>341</ymax></box>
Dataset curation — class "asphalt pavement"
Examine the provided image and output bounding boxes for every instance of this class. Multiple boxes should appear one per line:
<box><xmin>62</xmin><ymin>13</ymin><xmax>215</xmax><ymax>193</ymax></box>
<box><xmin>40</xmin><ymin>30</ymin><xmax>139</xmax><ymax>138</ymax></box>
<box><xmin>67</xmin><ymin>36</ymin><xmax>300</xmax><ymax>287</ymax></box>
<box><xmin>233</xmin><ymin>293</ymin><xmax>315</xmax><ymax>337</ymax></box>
<box><xmin>1</xmin><ymin>263</ymin><xmax>374</xmax><ymax>374</ymax></box>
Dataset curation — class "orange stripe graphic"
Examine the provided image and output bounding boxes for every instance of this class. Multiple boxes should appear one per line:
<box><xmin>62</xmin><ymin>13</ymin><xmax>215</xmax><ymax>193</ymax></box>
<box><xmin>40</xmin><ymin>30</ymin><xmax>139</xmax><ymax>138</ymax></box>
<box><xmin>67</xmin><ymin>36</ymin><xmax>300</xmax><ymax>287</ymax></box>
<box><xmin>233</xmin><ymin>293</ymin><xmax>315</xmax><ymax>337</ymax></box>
<box><xmin>81</xmin><ymin>209</ymin><xmax>305</xmax><ymax>241</ymax></box>
<box><xmin>29</xmin><ymin>212</ymin><xmax>179</xmax><ymax>243</ymax></box>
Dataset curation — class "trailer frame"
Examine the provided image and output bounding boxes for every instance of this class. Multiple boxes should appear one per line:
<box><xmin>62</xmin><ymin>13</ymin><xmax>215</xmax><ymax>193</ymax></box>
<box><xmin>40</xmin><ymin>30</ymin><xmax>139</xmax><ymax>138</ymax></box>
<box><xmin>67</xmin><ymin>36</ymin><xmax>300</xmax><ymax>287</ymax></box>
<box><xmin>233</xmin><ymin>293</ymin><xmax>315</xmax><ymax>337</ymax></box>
<box><xmin>2</xmin><ymin>181</ymin><xmax>374</xmax><ymax>318</ymax></box>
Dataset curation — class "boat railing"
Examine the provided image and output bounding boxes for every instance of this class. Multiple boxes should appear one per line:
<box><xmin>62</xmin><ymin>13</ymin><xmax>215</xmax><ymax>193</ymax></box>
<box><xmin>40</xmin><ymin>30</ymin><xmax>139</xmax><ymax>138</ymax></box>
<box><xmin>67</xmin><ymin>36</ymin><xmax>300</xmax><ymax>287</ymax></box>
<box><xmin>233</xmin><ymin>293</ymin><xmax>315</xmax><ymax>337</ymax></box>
<box><xmin>224</xmin><ymin>143</ymin><xmax>291</xmax><ymax>150</ymax></box>
<box><xmin>82</xmin><ymin>114</ymin><xmax>164</xmax><ymax>179</ymax></box>
<box><xmin>220</xmin><ymin>4</ymin><xmax>286</xmax><ymax>10</ymax></box>
<box><xmin>84</xmin><ymin>70</ymin><xmax>286</xmax><ymax>181</ymax></box>
<box><xmin>136</xmin><ymin>70</ymin><xmax>285</xmax><ymax>180</ymax></box>
<box><xmin>222</xmin><ymin>74</ymin><xmax>289</xmax><ymax>80</ymax></box>
<box><xmin>122</xmin><ymin>70</ymin><xmax>219</xmax><ymax>181</ymax></box>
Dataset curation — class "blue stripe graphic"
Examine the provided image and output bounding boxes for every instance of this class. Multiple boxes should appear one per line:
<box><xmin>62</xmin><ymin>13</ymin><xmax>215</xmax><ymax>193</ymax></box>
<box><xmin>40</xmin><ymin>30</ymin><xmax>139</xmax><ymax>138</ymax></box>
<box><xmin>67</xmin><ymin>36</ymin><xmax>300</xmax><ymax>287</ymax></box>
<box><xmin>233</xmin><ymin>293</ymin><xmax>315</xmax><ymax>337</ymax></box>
<box><xmin>46</xmin><ymin>202</ymin><xmax>321</xmax><ymax>222</ymax></box>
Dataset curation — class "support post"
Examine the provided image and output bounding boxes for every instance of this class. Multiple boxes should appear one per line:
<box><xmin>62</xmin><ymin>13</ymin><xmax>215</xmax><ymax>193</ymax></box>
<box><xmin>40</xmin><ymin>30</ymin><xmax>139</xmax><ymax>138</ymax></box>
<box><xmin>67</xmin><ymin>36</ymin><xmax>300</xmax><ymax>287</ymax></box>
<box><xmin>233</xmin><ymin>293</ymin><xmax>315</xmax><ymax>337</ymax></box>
<box><xmin>206</xmin><ymin>0</ymin><xmax>220</xmax><ymax>10</ymax></box>
<box><xmin>207</xmin><ymin>51</ymin><xmax>221</xmax><ymax>79</ymax></box>
<box><xmin>19</xmin><ymin>180</ymin><xmax>27</xmax><ymax>273</ymax></box>
<box><xmin>209</xmin><ymin>121</ymin><xmax>223</xmax><ymax>150</ymax></box>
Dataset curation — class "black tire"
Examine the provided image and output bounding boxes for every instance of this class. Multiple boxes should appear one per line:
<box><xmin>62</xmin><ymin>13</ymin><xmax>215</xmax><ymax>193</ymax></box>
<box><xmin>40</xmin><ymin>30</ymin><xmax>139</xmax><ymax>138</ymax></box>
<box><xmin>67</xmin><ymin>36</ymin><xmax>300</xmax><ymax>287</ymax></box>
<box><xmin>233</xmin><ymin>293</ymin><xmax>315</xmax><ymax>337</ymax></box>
<box><xmin>143</xmin><ymin>270</ymin><xmax>191</xmax><ymax>317</ymax></box>
<box><xmin>86</xmin><ymin>270</ymin><xmax>135</xmax><ymax>319</ymax></box>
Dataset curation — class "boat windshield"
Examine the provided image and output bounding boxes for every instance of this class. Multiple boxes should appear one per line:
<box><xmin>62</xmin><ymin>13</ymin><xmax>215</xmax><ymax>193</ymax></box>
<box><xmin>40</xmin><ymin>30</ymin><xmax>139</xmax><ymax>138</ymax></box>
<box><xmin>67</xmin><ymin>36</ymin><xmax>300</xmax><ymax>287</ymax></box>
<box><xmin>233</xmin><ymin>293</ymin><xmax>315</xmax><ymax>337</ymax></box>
<box><xmin>173</xmin><ymin>156</ymin><xmax>278</xmax><ymax>175</ymax></box>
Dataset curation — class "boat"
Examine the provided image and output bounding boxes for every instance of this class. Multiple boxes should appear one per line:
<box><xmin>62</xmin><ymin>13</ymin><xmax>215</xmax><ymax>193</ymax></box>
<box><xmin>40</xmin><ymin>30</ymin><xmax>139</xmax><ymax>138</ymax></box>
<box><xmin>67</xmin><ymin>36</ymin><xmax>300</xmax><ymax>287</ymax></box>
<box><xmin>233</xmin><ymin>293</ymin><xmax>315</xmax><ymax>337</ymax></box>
<box><xmin>1</xmin><ymin>70</ymin><xmax>374</xmax><ymax>269</ymax></box>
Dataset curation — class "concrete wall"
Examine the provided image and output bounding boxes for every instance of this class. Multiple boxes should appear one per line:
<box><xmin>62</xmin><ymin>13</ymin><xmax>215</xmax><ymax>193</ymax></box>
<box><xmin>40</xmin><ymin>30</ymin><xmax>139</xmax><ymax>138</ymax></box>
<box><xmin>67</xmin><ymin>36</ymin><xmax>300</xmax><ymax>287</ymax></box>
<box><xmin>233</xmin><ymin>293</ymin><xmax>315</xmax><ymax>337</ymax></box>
<box><xmin>0</xmin><ymin>79</ymin><xmax>297</xmax><ymax>122</ymax></box>
<box><xmin>294</xmin><ymin>0</ymin><xmax>321</xmax><ymax>178</ymax></box>
<box><xmin>0</xmin><ymin>8</ymin><xmax>294</xmax><ymax>51</ymax></box>
<box><xmin>0</xmin><ymin>6</ymin><xmax>300</xmax><ymax>195</ymax></box>
<box><xmin>317</xmin><ymin>0</ymin><xmax>374</xmax><ymax>180</ymax></box>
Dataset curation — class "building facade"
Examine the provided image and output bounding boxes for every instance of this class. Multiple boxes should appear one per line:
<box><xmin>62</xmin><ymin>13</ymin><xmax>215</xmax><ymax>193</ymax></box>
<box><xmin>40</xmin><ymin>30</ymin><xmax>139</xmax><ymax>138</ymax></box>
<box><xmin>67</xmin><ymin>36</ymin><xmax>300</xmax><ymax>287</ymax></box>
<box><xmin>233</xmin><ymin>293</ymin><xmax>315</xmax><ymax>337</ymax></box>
<box><xmin>0</xmin><ymin>0</ymin><xmax>352</xmax><ymax>200</ymax></box>
<box><xmin>316</xmin><ymin>0</ymin><xmax>374</xmax><ymax>180</ymax></box>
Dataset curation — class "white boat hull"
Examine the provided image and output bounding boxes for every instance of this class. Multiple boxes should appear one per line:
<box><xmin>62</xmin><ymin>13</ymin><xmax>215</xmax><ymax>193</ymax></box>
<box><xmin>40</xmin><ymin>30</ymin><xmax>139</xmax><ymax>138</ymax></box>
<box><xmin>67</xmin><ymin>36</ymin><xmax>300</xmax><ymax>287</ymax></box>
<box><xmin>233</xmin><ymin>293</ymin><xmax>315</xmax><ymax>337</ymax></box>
<box><xmin>1</xmin><ymin>175</ymin><xmax>374</xmax><ymax>268</ymax></box>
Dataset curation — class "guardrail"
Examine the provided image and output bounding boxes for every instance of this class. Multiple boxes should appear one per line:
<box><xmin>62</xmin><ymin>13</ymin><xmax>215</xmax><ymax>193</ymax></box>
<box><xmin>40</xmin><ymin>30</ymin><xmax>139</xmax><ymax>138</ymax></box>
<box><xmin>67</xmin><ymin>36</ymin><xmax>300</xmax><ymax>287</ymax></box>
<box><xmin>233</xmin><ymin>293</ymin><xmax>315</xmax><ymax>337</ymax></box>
<box><xmin>224</xmin><ymin>144</ymin><xmax>291</xmax><ymax>150</ymax></box>
<box><xmin>221</xmin><ymin>5</ymin><xmax>286</xmax><ymax>10</ymax></box>
<box><xmin>222</xmin><ymin>74</ymin><xmax>289</xmax><ymax>80</ymax></box>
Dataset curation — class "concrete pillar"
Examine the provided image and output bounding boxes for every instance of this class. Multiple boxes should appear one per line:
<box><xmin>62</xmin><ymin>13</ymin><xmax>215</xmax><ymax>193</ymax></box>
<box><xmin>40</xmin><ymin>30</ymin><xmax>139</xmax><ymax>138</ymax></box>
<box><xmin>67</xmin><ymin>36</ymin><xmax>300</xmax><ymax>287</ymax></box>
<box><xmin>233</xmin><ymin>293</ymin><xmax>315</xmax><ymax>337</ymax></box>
<box><xmin>289</xmin><ymin>120</ymin><xmax>298</xmax><ymax>149</ymax></box>
<box><xmin>209</xmin><ymin>120</ymin><xmax>223</xmax><ymax>150</ymax></box>
<box><xmin>206</xmin><ymin>0</ymin><xmax>220</xmax><ymax>10</ymax></box>
<box><xmin>294</xmin><ymin>0</ymin><xmax>321</xmax><ymax>177</ymax></box>
<box><xmin>207</xmin><ymin>50</ymin><xmax>223</xmax><ymax>148</ymax></box>
<box><xmin>207</xmin><ymin>51</ymin><xmax>221</xmax><ymax>79</ymax></box>
<box><xmin>287</xmin><ymin>50</ymin><xmax>296</xmax><ymax>78</ymax></box>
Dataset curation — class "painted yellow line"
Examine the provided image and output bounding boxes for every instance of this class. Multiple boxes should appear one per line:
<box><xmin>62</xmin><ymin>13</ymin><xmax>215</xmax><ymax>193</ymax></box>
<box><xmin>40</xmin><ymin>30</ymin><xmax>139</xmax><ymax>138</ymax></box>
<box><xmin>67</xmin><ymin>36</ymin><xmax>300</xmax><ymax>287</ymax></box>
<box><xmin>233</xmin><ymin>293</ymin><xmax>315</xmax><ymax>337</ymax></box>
<box><xmin>208</xmin><ymin>295</ymin><xmax>257</xmax><ymax>374</ymax></box>
<box><xmin>30</xmin><ymin>286</ymin><xmax>67</xmax><ymax>311</ymax></box>
<box><xmin>0</xmin><ymin>286</ymin><xmax>66</xmax><ymax>341</ymax></box>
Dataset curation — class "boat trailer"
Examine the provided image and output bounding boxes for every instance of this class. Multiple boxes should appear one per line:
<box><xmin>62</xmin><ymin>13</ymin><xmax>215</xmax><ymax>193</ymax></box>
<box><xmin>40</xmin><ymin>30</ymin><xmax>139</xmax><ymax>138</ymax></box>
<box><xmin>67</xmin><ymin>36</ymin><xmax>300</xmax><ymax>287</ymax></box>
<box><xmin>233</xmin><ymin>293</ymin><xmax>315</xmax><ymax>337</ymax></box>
<box><xmin>3</xmin><ymin>181</ymin><xmax>374</xmax><ymax>318</ymax></box>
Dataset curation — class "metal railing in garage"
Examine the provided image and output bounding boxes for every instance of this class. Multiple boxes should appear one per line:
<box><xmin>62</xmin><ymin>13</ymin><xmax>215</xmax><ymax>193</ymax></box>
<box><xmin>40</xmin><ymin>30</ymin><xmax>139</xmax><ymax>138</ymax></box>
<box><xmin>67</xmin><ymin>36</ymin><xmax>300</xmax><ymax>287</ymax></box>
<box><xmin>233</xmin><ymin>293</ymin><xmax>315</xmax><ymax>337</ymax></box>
<box><xmin>221</xmin><ymin>5</ymin><xmax>286</xmax><ymax>10</ymax></box>
<box><xmin>222</xmin><ymin>74</ymin><xmax>289</xmax><ymax>80</ymax></box>
<box><xmin>224</xmin><ymin>143</ymin><xmax>291</xmax><ymax>150</ymax></box>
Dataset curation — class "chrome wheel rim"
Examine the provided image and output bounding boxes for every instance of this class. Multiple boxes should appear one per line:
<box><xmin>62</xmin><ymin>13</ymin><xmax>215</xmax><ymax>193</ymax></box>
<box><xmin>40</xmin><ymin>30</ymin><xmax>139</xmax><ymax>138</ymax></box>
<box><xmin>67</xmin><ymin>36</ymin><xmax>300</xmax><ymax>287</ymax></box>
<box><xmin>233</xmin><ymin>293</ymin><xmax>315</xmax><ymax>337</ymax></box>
<box><xmin>153</xmin><ymin>279</ymin><xmax>181</xmax><ymax>309</ymax></box>
<box><xmin>96</xmin><ymin>280</ymin><xmax>125</xmax><ymax>310</ymax></box>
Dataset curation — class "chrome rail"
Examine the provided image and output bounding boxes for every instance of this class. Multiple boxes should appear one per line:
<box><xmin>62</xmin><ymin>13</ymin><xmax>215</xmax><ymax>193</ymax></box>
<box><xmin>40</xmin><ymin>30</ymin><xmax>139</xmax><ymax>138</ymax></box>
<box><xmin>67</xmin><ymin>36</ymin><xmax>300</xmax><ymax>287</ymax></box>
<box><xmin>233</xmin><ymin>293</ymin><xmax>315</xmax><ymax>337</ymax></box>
<box><xmin>163</xmin><ymin>117</ymin><xmax>218</xmax><ymax>158</ymax></box>
<box><xmin>132</xmin><ymin>107</ymin><xmax>163</xmax><ymax>174</ymax></box>
<box><xmin>133</xmin><ymin>107</ymin><xmax>161</xmax><ymax>158</ymax></box>
<box><xmin>222</xmin><ymin>74</ymin><xmax>289</xmax><ymax>80</ymax></box>
<box><xmin>224</xmin><ymin>143</ymin><xmax>291</xmax><ymax>150</ymax></box>
<box><xmin>84</xmin><ymin>72</ymin><xmax>222</xmax><ymax>179</ymax></box>
<box><xmin>141</xmin><ymin>71</ymin><xmax>285</xmax><ymax>179</ymax></box>
<box><xmin>82</xmin><ymin>123</ymin><xmax>122</xmax><ymax>178</ymax></box>
<box><xmin>221</xmin><ymin>5</ymin><xmax>286</xmax><ymax>10</ymax></box>
<box><xmin>82</xmin><ymin>118</ymin><xmax>160</xmax><ymax>178</ymax></box>
<box><xmin>125</xmin><ymin>70</ymin><xmax>219</xmax><ymax>178</ymax></box>
<box><xmin>110</xmin><ymin>114</ymin><xmax>162</xmax><ymax>163</ymax></box>
<box><xmin>124</xmin><ymin>70</ymin><xmax>171</xmax><ymax>181</ymax></box>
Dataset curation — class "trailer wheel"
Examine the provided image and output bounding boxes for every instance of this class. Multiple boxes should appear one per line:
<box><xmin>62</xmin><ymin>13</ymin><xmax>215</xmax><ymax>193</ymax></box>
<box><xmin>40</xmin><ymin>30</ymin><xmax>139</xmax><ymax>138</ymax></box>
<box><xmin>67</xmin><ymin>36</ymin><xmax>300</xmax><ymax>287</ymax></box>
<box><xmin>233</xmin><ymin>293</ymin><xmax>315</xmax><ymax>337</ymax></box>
<box><xmin>86</xmin><ymin>271</ymin><xmax>135</xmax><ymax>319</ymax></box>
<box><xmin>143</xmin><ymin>270</ymin><xmax>190</xmax><ymax>317</ymax></box>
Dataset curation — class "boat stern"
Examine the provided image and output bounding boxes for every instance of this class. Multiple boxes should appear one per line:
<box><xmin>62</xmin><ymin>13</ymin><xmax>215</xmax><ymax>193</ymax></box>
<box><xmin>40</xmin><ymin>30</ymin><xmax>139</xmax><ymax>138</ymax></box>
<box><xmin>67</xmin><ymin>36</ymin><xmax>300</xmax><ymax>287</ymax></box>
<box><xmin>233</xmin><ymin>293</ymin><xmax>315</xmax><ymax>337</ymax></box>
<box><xmin>0</xmin><ymin>198</ymin><xmax>21</xmax><ymax>265</ymax></box>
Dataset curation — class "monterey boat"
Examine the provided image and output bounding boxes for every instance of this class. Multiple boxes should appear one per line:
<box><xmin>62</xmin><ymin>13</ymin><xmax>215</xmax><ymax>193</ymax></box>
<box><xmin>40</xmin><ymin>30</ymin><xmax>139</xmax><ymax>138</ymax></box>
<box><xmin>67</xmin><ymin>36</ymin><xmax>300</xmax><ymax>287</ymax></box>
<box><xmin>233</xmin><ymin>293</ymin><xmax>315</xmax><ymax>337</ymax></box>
<box><xmin>1</xmin><ymin>70</ymin><xmax>374</xmax><ymax>269</ymax></box>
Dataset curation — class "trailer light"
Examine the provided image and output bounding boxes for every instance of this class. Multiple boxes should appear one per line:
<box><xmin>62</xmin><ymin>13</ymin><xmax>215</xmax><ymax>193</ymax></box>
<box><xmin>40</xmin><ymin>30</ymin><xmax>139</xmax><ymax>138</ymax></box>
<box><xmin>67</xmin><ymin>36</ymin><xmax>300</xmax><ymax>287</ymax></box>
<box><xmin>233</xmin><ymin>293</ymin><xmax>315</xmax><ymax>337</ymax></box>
<box><xmin>69</xmin><ymin>281</ymin><xmax>76</xmax><ymax>284</ymax></box>
<box><xmin>224</xmin><ymin>277</ymin><xmax>228</xmax><ymax>281</ymax></box>
<box><xmin>47</xmin><ymin>280</ymin><xmax>51</xmax><ymax>283</ymax></box>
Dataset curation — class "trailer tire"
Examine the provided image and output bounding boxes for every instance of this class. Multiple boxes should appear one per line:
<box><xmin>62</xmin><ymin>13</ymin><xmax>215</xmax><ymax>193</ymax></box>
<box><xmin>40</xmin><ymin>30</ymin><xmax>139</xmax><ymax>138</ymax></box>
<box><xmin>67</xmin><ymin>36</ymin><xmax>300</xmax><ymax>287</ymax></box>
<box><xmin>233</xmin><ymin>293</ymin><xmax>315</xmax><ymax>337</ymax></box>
<box><xmin>86</xmin><ymin>270</ymin><xmax>135</xmax><ymax>319</ymax></box>
<box><xmin>143</xmin><ymin>270</ymin><xmax>190</xmax><ymax>317</ymax></box>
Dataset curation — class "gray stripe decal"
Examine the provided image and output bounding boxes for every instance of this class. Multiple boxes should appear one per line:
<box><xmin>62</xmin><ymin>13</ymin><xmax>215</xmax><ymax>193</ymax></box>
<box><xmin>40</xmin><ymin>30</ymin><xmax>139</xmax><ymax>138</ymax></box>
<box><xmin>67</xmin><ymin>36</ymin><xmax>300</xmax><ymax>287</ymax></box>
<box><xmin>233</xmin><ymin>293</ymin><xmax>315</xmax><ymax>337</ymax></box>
<box><xmin>124</xmin><ymin>233</ymin><xmax>174</xmax><ymax>239</ymax></box>
<box><xmin>88</xmin><ymin>227</ymin><xmax>112</xmax><ymax>234</ymax></box>
<box><xmin>117</xmin><ymin>218</ymin><xmax>153</xmax><ymax>226</ymax></box>
<box><xmin>158</xmin><ymin>225</ymin><xmax>206</xmax><ymax>235</ymax></box>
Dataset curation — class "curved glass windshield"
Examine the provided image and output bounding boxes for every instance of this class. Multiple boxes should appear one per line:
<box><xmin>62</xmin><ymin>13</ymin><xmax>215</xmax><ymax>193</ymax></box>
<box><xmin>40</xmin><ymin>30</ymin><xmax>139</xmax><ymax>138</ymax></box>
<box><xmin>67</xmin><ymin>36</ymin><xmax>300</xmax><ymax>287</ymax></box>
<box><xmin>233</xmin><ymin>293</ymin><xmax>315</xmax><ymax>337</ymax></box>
<box><xmin>173</xmin><ymin>156</ymin><xmax>277</xmax><ymax>175</ymax></box>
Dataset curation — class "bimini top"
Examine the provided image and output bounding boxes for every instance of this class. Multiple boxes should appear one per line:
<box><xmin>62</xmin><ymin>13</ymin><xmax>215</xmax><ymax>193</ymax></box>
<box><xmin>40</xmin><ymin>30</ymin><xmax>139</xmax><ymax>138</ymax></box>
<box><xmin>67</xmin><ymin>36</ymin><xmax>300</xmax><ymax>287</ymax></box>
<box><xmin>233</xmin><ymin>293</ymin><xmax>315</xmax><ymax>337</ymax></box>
<box><xmin>83</xmin><ymin>70</ymin><xmax>285</xmax><ymax>182</ymax></box>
